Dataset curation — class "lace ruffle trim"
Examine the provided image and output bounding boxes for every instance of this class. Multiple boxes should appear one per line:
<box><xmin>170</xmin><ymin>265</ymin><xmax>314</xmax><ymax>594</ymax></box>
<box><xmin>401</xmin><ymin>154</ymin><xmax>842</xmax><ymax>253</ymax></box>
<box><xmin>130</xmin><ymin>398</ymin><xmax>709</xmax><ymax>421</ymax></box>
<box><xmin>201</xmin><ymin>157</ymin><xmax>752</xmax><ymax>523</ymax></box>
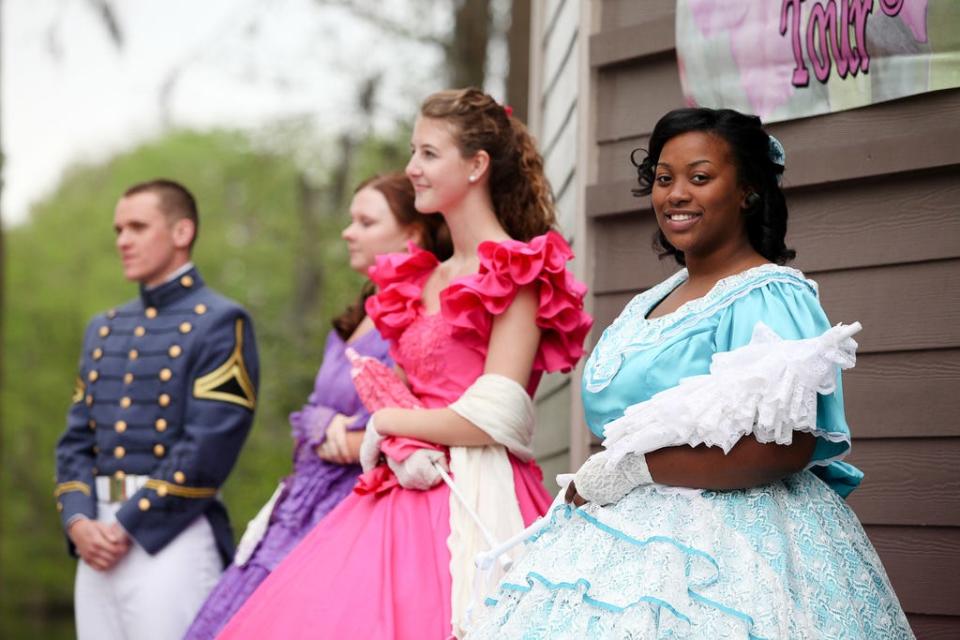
<box><xmin>486</xmin><ymin>504</ymin><xmax>768</xmax><ymax>638</ymax></box>
<box><xmin>584</xmin><ymin>264</ymin><xmax>818</xmax><ymax>392</ymax></box>
<box><xmin>601</xmin><ymin>321</ymin><xmax>861</xmax><ymax>469</ymax></box>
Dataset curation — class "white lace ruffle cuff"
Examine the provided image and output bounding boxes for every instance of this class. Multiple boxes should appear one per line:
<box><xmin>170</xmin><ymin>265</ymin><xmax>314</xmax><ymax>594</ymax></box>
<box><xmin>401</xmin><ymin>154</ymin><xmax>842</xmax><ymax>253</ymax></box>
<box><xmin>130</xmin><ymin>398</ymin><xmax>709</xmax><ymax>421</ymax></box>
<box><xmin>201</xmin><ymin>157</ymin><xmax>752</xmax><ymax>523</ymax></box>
<box><xmin>602</xmin><ymin>321</ymin><xmax>862</xmax><ymax>469</ymax></box>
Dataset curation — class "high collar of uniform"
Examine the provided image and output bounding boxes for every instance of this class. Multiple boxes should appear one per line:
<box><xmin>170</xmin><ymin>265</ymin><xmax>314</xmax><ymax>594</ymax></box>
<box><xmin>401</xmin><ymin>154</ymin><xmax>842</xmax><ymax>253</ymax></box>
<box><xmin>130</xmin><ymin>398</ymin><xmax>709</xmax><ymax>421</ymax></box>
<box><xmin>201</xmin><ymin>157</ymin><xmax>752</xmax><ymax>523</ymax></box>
<box><xmin>139</xmin><ymin>266</ymin><xmax>204</xmax><ymax>309</ymax></box>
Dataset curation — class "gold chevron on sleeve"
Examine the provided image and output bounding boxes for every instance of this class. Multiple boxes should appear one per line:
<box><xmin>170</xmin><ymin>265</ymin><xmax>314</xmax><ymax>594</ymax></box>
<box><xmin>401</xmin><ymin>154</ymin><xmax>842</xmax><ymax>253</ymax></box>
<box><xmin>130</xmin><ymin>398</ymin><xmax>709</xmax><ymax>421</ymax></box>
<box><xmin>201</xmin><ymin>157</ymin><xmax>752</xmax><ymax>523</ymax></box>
<box><xmin>72</xmin><ymin>376</ymin><xmax>86</xmax><ymax>404</ymax></box>
<box><xmin>193</xmin><ymin>318</ymin><xmax>256</xmax><ymax>410</ymax></box>
<box><xmin>54</xmin><ymin>481</ymin><xmax>91</xmax><ymax>497</ymax></box>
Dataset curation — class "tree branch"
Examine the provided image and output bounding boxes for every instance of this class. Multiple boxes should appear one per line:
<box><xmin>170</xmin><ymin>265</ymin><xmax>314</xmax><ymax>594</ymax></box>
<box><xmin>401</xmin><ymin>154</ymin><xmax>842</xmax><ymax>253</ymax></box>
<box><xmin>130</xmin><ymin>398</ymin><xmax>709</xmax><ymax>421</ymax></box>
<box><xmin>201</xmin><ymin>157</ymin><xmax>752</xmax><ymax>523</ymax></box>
<box><xmin>86</xmin><ymin>0</ymin><xmax>124</xmax><ymax>49</ymax></box>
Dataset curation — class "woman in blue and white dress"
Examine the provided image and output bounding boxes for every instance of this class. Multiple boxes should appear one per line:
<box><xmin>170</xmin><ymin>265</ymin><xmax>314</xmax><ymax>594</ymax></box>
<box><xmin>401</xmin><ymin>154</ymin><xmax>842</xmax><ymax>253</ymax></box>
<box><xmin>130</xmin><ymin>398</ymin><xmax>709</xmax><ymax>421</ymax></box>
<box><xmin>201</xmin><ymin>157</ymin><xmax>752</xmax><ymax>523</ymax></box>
<box><xmin>470</xmin><ymin>108</ymin><xmax>913</xmax><ymax>639</ymax></box>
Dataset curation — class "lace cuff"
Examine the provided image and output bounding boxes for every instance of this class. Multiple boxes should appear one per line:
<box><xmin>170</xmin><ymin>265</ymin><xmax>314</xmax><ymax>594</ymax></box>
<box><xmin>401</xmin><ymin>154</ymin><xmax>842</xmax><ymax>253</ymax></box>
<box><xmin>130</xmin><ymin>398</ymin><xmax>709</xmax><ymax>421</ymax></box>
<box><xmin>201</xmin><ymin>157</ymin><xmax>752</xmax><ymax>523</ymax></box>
<box><xmin>602</xmin><ymin>321</ymin><xmax>861</xmax><ymax>468</ymax></box>
<box><xmin>574</xmin><ymin>450</ymin><xmax>652</xmax><ymax>506</ymax></box>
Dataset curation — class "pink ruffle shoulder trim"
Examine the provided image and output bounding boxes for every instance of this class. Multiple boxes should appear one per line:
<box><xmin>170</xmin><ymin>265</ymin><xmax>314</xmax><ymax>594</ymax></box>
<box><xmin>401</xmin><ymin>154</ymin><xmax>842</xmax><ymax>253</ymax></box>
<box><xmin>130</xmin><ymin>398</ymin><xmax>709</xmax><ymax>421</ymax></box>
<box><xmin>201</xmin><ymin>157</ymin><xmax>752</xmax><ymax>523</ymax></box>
<box><xmin>365</xmin><ymin>244</ymin><xmax>439</xmax><ymax>341</ymax></box>
<box><xmin>364</xmin><ymin>232</ymin><xmax>593</xmax><ymax>373</ymax></box>
<box><xmin>443</xmin><ymin>231</ymin><xmax>592</xmax><ymax>374</ymax></box>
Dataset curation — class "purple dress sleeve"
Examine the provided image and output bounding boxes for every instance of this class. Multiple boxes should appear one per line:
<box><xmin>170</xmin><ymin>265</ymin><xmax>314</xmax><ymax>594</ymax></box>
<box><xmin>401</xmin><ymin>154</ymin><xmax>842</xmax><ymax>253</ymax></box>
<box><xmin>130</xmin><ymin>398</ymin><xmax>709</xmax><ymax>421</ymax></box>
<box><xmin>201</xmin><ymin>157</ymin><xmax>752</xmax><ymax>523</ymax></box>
<box><xmin>288</xmin><ymin>329</ymin><xmax>392</xmax><ymax>459</ymax></box>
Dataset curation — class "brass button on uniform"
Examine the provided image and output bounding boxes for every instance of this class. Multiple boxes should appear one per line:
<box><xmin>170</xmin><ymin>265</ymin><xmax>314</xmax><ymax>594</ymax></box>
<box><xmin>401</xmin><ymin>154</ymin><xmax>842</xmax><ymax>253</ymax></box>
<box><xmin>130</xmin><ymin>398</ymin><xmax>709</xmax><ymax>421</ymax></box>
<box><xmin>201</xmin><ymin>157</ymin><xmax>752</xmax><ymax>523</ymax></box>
<box><xmin>115</xmin><ymin>420</ymin><xmax>127</xmax><ymax>433</ymax></box>
<box><xmin>158</xmin><ymin>393</ymin><xmax>171</xmax><ymax>407</ymax></box>
<box><xmin>107</xmin><ymin>309</ymin><xmax>117</xmax><ymax>319</ymax></box>
<box><xmin>129</xmin><ymin>349</ymin><xmax>139</xmax><ymax>361</ymax></box>
<box><xmin>179</xmin><ymin>322</ymin><xmax>192</xmax><ymax>334</ymax></box>
<box><xmin>98</xmin><ymin>326</ymin><xmax>110</xmax><ymax>338</ymax></box>
<box><xmin>194</xmin><ymin>303</ymin><xmax>207</xmax><ymax>315</ymax></box>
<box><xmin>92</xmin><ymin>348</ymin><xmax>103</xmax><ymax>360</ymax></box>
<box><xmin>145</xmin><ymin>307</ymin><xmax>158</xmax><ymax>319</ymax></box>
<box><xmin>124</xmin><ymin>372</ymin><xmax>134</xmax><ymax>384</ymax></box>
<box><xmin>153</xmin><ymin>444</ymin><xmax>166</xmax><ymax>457</ymax></box>
<box><xmin>156</xmin><ymin>484</ymin><xmax>168</xmax><ymax>497</ymax></box>
<box><xmin>88</xmin><ymin>419</ymin><xmax>96</xmax><ymax>430</ymax></box>
<box><xmin>120</xmin><ymin>396</ymin><xmax>132</xmax><ymax>409</ymax></box>
<box><xmin>138</xmin><ymin>498</ymin><xmax>150</xmax><ymax>511</ymax></box>
<box><xmin>155</xmin><ymin>418</ymin><xmax>168</xmax><ymax>432</ymax></box>
<box><xmin>114</xmin><ymin>446</ymin><xmax>125</xmax><ymax>459</ymax></box>
<box><xmin>159</xmin><ymin>368</ymin><xmax>172</xmax><ymax>382</ymax></box>
<box><xmin>173</xmin><ymin>471</ymin><xmax>186</xmax><ymax>484</ymax></box>
<box><xmin>180</xmin><ymin>275</ymin><xmax>194</xmax><ymax>288</ymax></box>
<box><xmin>92</xmin><ymin>446</ymin><xmax>100</xmax><ymax>455</ymax></box>
<box><xmin>88</xmin><ymin>370</ymin><xmax>99</xmax><ymax>382</ymax></box>
<box><xmin>169</xmin><ymin>345</ymin><xmax>182</xmax><ymax>358</ymax></box>
<box><xmin>134</xmin><ymin>326</ymin><xmax>146</xmax><ymax>337</ymax></box>
<box><xmin>114</xmin><ymin>470</ymin><xmax>126</xmax><ymax>480</ymax></box>
<box><xmin>57</xmin><ymin>502</ymin><xmax>64</xmax><ymax>512</ymax></box>
<box><xmin>85</xmin><ymin>394</ymin><xmax>94</xmax><ymax>407</ymax></box>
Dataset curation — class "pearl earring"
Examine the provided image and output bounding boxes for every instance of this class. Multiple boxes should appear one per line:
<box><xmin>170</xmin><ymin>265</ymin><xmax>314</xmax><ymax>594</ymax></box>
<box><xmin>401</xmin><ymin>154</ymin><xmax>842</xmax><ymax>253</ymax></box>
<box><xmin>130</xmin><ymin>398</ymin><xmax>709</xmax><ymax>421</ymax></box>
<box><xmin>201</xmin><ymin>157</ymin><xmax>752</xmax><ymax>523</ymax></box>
<box><xmin>468</xmin><ymin>175</ymin><xmax>477</xmax><ymax>183</ymax></box>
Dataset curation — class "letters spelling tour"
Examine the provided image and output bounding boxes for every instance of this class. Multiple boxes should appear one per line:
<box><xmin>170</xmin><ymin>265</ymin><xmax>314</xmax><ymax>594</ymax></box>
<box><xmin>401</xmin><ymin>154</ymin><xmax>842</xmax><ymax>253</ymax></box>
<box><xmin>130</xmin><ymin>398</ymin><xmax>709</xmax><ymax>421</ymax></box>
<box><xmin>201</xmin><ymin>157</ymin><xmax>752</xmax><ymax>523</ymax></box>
<box><xmin>779</xmin><ymin>0</ymin><xmax>908</xmax><ymax>86</ymax></box>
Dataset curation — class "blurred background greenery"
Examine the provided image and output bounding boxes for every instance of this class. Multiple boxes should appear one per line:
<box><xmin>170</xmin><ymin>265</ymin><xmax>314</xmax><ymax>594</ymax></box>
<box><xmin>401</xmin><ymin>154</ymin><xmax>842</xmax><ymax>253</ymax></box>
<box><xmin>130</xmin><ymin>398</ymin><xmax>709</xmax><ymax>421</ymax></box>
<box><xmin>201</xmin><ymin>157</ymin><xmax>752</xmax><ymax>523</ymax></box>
<box><xmin>1</xmin><ymin>125</ymin><xmax>408</xmax><ymax>637</ymax></box>
<box><xmin>0</xmin><ymin>1</ymin><xmax>533</xmax><ymax>636</ymax></box>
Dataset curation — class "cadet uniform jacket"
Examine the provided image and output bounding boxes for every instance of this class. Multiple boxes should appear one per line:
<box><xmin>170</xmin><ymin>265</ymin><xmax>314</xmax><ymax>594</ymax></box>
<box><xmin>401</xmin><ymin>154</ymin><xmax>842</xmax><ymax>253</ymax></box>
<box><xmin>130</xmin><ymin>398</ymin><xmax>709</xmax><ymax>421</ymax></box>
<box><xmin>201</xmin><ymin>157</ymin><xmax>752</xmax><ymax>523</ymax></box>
<box><xmin>54</xmin><ymin>267</ymin><xmax>259</xmax><ymax>565</ymax></box>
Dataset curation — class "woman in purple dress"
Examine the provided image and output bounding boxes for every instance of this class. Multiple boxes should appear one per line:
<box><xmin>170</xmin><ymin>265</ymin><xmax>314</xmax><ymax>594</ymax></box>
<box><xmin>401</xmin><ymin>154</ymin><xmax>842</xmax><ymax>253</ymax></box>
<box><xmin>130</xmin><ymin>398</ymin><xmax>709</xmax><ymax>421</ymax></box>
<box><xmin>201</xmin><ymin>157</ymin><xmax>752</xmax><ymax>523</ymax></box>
<box><xmin>184</xmin><ymin>172</ymin><xmax>451</xmax><ymax>640</ymax></box>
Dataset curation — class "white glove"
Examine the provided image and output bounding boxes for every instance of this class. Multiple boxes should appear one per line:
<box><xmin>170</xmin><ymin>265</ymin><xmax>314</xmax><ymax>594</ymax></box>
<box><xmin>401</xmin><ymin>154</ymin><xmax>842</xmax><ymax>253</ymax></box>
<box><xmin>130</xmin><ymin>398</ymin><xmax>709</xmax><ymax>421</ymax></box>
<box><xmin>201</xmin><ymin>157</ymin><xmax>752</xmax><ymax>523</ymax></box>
<box><xmin>573</xmin><ymin>450</ymin><xmax>652</xmax><ymax>506</ymax></box>
<box><xmin>387</xmin><ymin>448</ymin><xmax>447</xmax><ymax>491</ymax></box>
<box><xmin>358</xmin><ymin>414</ymin><xmax>385</xmax><ymax>472</ymax></box>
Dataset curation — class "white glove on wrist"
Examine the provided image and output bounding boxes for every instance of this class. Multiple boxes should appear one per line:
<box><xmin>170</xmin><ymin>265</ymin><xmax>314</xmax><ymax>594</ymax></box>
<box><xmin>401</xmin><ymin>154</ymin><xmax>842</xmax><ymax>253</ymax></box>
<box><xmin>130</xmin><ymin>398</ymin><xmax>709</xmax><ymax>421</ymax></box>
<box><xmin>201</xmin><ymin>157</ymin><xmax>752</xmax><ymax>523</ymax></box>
<box><xmin>358</xmin><ymin>414</ymin><xmax>384</xmax><ymax>472</ymax></box>
<box><xmin>387</xmin><ymin>448</ymin><xmax>447</xmax><ymax>491</ymax></box>
<box><xmin>573</xmin><ymin>450</ymin><xmax>652</xmax><ymax>506</ymax></box>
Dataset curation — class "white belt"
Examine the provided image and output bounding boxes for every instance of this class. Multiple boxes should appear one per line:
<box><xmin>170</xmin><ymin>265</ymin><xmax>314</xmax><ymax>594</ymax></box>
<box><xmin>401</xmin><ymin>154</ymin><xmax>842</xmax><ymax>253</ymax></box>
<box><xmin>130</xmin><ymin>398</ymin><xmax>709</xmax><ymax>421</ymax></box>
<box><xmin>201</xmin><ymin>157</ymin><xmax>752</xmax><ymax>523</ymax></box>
<box><xmin>96</xmin><ymin>475</ymin><xmax>150</xmax><ymax>503</ymax></box>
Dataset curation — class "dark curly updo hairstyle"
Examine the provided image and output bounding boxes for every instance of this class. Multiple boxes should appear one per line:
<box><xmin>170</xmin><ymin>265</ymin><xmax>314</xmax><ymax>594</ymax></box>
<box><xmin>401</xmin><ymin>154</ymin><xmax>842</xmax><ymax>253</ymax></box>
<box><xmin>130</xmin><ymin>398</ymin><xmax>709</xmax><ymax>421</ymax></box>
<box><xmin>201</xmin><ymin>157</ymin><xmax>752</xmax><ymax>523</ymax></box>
<box><xmin>632</xmin><ymin>107</ymin><xmax>795</xmax><ymax>266</ymax></box>
<box><xmin>420</xmin><ymin>88</ymin><xmax>556</xmax><ymax>241</ymax></box>
<box><xmin>332</xmin><ymin>172</ymin><xmax>453</xmax><ymax>340</ymax></box>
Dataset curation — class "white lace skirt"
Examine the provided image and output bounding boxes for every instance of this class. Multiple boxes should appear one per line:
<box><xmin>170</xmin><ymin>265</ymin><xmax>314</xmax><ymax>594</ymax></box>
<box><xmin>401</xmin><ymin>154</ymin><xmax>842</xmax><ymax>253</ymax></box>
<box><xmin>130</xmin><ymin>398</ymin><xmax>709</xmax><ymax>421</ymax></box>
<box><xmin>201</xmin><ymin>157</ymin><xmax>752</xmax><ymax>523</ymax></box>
<box><xmin>469</xmin><ymin>472</ymin><xmax>913</xmax><ymax>639</ymax></box>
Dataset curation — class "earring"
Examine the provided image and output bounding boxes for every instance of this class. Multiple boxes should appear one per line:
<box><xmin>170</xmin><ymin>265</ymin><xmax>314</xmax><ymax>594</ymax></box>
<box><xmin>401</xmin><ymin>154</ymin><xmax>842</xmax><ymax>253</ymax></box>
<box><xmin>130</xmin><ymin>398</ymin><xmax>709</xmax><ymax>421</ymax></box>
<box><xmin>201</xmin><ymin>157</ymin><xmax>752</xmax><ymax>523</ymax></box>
<box><xmin>468</xmin><ymin>175</ymin><xmax>477</xmax><ymax>183</ymax></box>
<box><xmin>745</xmin><ymin>192</ymin><xmax>760</xmax><ymax>208</ymax></box>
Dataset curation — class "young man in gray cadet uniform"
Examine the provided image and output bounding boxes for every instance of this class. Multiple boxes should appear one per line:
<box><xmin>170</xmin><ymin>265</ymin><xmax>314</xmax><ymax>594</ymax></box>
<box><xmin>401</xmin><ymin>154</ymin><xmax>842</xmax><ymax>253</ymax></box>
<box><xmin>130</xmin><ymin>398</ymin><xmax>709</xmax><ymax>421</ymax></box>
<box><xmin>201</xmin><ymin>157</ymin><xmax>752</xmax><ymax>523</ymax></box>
<box><xmin>54</xmin><ymin>179</ymin><xmax>260</xmax><ymax>640</ymax></box>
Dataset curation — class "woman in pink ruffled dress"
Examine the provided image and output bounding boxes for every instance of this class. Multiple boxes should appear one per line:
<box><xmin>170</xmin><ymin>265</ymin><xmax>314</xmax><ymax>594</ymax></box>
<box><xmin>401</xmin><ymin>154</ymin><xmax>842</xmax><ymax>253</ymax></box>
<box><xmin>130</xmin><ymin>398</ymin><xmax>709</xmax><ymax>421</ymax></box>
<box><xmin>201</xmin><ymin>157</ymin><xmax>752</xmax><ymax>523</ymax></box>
<box><xmin>217</xmin><ymin>88</ymin><xmax>592</xmax><ymax>639</ymax></box>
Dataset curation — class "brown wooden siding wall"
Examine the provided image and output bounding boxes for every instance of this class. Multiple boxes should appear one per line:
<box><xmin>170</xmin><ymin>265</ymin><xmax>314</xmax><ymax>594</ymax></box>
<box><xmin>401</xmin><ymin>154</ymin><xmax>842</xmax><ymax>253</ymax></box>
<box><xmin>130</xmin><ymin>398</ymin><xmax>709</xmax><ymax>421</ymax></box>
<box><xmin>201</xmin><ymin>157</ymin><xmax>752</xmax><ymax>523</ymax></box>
<box><xmin>584</xmin><ymin>1</ymin><xmax>960</xmax><ymax>636</ymax></box>
<box><xmin>530</xmin><ymin>0</ymin><xmax>584</xmax><ymax>484</ymax></box>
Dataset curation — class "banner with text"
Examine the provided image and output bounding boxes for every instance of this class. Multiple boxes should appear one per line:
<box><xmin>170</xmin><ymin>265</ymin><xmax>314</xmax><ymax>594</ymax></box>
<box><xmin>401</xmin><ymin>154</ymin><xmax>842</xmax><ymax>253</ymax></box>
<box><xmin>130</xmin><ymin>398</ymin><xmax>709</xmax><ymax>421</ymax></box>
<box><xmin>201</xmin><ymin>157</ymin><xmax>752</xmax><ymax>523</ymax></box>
<box><xmin>676</xmin><ymin>0</ymin><xmax>960</xmax><ymax>123</ymax></box>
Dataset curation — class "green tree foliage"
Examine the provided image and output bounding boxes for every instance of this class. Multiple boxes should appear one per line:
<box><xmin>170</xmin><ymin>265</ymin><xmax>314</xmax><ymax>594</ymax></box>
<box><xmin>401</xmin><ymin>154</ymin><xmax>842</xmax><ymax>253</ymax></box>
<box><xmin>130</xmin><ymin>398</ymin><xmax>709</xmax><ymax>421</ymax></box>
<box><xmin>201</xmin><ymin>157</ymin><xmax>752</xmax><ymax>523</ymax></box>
<box><xmin>0</xmin><ymin>126</ymin><xmax>408</xmax><ymax>636</ymax></box>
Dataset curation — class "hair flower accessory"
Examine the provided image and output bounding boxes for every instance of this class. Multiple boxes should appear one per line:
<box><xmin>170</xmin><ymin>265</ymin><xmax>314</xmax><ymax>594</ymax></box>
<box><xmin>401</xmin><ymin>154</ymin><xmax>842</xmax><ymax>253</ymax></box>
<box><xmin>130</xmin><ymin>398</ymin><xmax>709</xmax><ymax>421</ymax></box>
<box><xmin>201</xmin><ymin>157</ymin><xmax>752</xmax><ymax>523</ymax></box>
<box><xmin>767</xmin><ymin>134</ymin><xmax>785</xmax><ymax>166</ymax></box>
<box><xmin>768</xmin><ymin>134</ymin><xmax>785</xmax><ymax>185</ymax></box>
<box><xmin>502</xmin><ymin>104</ymin><xmax>513</xmax><ymax>118</ymax></box>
